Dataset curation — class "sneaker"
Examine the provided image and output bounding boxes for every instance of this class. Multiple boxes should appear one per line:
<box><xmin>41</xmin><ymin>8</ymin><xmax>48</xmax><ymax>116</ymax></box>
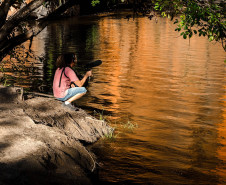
<box><xmin>62</xmin><ymin>102</ymin><xmax>79</xmax><ymax>111</ymax></box>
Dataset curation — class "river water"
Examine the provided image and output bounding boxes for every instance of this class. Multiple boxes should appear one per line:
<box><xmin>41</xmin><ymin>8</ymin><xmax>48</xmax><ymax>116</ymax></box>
<box><xmin>3</xmin><ymin>13</ymin><xmax>226</xmax><ymax>185</ymax></box>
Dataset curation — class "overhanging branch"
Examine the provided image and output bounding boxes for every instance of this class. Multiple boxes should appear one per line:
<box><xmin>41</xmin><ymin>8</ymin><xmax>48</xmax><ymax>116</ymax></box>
<box><xmin>0</xmin><ymin>20</ymin><xmax>48</xmax><ymax>61</ymax></box>
<box><xmin>0</xmin><ymin>0</ymin><xmax>16</xmax><ymax>29</ymax></box>
<box><xmin>45</xmin><ymin>0</ymin><xmax>79</xmax><ymax>19</ymax></box>
<box><xmin>0</xmin><ymin>0</ymin><xmax>79</xmax><ymax>61</ymax></box>
<box><xmin>0</xmin><ymin>0</ymin><xmax>48</xmax><ymax>44</ymax></box>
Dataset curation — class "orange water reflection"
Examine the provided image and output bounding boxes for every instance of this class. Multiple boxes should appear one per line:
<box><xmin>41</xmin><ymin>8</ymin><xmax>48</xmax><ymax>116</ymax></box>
<box><xmin>217</xmin><ymin>88</ymin><xmax>226</xmax><ymax>184</ymax></box>
<box><xmin>87</xmin><ymin>16</ymin><xmax>226</xmax><ymax>184</ymax></box>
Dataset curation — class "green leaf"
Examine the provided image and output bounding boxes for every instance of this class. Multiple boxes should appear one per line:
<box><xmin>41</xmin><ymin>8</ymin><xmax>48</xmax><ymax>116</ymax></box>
<box><xmin>174</xmin><ymin>19</ymin><xmax>179</xmax><ymax>24</ymax></box>
<box><xmin>175</xmin><ymin>27</ymin><xmax>181</xmax><ymax>32</ymax></box>
<box><xmin>183</xmin><ymin>34</ymin><xmax>187</xmax><ymax>39</ymax></box>
<box><xmin>161</xmin><ymin>12</ymin><xmax>166</xmax><ymax>17</ymax></box>
<box><xmin>154</xmin><ymin>5</ymin><xmax>159</xmax><ymax>10</ymax></box>
<box><xmin>91</xmin><ymin>0</ymin><xmax>100</xmax><ymax>7</ymax></box>
<box><xmin>209</xmin><ymin>36</ymin><xmax>214</xmax><ymax>41</ymax></box>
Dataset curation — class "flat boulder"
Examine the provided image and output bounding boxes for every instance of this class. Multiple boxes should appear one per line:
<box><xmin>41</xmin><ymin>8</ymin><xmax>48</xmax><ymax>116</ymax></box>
<box><xmin>0</xmin><ymin>86</ymin><xmax>113</xmax><ymax>185</ymax></box>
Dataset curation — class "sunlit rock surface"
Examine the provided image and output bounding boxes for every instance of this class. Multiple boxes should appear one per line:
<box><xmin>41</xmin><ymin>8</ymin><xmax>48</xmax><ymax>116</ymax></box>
<box><xmin>0</xmin><ymin>86</ymin><xmax>113</xmax><ymax>185</ymax></box>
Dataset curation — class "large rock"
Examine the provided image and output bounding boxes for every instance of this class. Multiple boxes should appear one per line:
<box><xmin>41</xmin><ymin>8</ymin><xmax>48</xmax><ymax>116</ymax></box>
<box><xmin>0</xmin><ymin>86</ymin><xmax>113</xmax><ymax>185</ymax></box>
<box><xmin>22</xmin><ymin>96</ymin><xmax>111</xmax><ymax>143</ymax></box>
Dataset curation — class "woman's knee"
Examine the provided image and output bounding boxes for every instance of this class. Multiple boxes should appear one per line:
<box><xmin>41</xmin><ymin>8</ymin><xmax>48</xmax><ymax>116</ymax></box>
<box><xmin>81</xmin><ymin>87</ymin><xmax>87</xmax><ymax>94</ymax></box>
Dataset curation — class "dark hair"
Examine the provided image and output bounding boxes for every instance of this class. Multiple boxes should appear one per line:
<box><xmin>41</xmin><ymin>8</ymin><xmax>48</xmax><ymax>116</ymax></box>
<box><xmin>56</xmin><ymin>53</ymin><xmax>77</xmax><ymax>68</ymax></box>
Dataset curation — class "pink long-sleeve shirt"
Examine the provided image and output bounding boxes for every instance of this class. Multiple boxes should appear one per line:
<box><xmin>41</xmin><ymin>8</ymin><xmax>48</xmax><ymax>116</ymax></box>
<box><xmin>53</xmin><ymin>67</ymin><xmax>79</xmax><ymax>98</ymax></box>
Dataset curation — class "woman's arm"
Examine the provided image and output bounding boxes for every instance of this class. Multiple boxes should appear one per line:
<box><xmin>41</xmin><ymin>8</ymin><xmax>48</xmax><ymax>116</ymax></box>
<box><xmin>73</xmin><ymin>70</ymin><xmax>92</xmax><ymax>87</ymax></box>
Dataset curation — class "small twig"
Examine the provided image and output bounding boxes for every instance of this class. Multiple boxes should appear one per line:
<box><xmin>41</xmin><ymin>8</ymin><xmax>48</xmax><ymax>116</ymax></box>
<box><xmin>28</xmin><ymin>92</ymin><xmax>54</xmax><ymax>98</ymax></box>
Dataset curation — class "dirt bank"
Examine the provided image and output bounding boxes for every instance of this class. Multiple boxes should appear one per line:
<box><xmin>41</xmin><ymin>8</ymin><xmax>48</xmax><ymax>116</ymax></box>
<box><xmin>0</xmin><ymin>86</ymin><xmax>113</xmax><ymax>185</ymax></box>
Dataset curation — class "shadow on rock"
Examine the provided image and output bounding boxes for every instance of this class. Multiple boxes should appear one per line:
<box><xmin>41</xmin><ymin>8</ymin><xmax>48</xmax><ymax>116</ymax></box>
<box><xmin>0</xmin><ymin>86</ymin><xmax>114</xmax><ymax>185</ymax></box>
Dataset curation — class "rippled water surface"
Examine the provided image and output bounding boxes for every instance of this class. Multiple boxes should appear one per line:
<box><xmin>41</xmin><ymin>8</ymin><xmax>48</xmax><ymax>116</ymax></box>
<box><xmin>4</xmin><ymin>13</ymin><xmax>226</xmax><ymax>184</ymax></box>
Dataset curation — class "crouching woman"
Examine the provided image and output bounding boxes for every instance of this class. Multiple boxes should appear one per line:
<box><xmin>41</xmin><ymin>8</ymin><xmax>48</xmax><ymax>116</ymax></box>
<box><xmin>53</xmin><ymin>53</ymin><xmax>92</xmax><ymax>110</ymax></box>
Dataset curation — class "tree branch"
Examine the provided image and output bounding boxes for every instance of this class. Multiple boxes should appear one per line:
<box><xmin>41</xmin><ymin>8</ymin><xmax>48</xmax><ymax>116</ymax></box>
<box><xmin>0</xmin><ymin>20</ymin><xmax>48</xmax><ymax>61</ymax></box>
<box><xmin>0</xmin><ymin>0</ymin><xmax>16</xmax><ymax>29</ymax></box>
<box><xmin>0</xmin><ymin>0</ymin><xmax>47</xmax><ymax>45</ymax></box>
<box><xmin>0</xmin><ymin>0</ymin><xmax>79</xmax><ymax>61</ymax></box>
<box><xmin>0</xmin><ymin>0</ymin><xmax>80</xmax><ymax>61</ymax></box>
<box><xmin>44</xmin><ymin>0</ymin><xmax>79</xmax><ymax>19</ymax></box>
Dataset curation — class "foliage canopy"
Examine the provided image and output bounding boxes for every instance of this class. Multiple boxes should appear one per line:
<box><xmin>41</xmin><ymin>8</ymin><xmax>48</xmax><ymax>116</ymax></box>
<box><xmin>93</xmin><ymin>0</ymin><xmax>225</xmax><ymax>50</ymax></box>
<box><xmin>142</xmin><ymin>0</ymin><xmax>226</xmax><ymax>50</ymax></box>
<box><xmin>152</xmin><ymin>0</ymin><xmax>225</xmax><ymax>50</ymax></box>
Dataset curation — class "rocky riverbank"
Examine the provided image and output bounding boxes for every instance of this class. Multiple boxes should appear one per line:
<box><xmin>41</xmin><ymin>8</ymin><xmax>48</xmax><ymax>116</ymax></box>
<box><xmin>0</xmin><ymin>86</ymin><xmax>113</xmax><ymax>185</ymax></box>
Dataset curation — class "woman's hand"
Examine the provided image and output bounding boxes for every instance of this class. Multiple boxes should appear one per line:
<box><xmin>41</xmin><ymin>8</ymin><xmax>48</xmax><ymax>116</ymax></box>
<box><xmin>70</xmin><ymin>82</ymin><xmax>76</xmax><ymax>88</ymax></box>
<box><xmin>86</xmin><ymin>70</ymin><xmax>92</xmax><ymax>77</ymax></box>
<box><xmin>73</xmin><ymin>70</ymin><xmax>92</xmax><ymax>87</ymax></box>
